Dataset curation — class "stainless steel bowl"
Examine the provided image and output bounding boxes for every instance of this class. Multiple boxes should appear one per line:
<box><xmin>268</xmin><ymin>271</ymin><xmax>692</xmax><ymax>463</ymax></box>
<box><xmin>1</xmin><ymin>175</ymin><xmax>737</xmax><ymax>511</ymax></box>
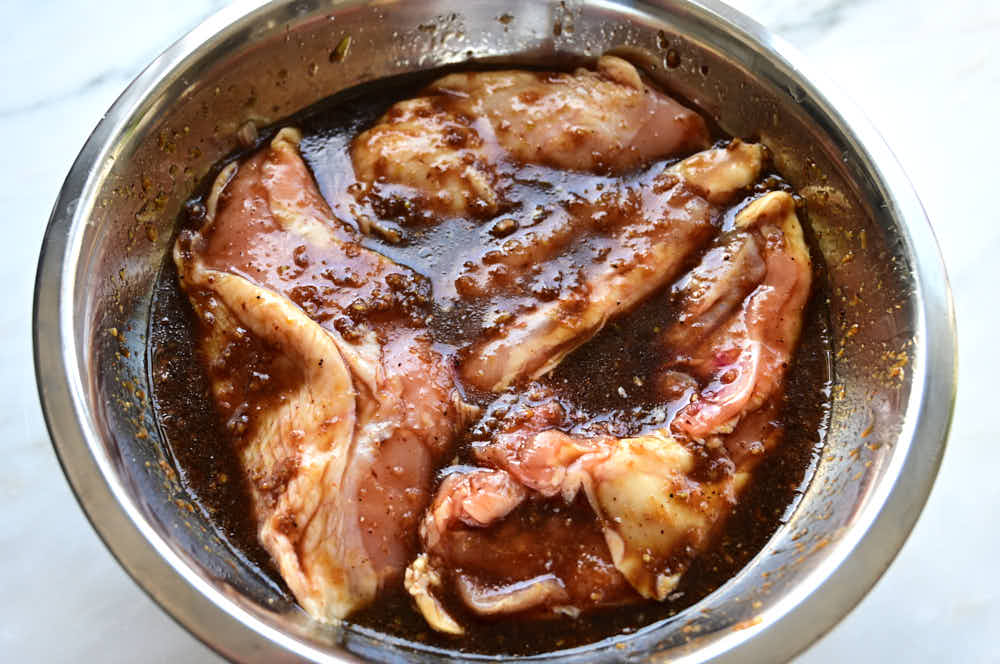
<box><xmin>33</xmin><ymin>1</ymin><xmax>956</xmax><ymax>662</ymax></box>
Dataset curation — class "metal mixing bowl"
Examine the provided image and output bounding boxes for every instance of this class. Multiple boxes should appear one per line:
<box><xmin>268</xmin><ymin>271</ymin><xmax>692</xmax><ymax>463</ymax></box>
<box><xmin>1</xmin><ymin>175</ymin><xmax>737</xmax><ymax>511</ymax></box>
<box><xmin>33</xmin><ymin>0</ymin><xmax>956</xmax><ymax>661</ymax></box>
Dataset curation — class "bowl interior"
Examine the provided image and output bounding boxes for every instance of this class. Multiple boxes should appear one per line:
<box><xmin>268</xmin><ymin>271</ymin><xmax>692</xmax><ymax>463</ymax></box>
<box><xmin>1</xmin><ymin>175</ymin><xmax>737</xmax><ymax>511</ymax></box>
<box><xmin>38</xmin><ymin>1</ymin><xmax>952</xmax><ymax>662</ymax></box>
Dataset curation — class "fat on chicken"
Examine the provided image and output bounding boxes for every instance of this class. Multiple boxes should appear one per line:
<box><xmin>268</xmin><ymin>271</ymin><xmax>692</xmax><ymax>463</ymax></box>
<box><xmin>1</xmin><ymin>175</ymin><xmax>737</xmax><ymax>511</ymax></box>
<box><xmin>665</xmin><ymin>191</ymin><xmax>812</xmax><ymax>438</ymax></box>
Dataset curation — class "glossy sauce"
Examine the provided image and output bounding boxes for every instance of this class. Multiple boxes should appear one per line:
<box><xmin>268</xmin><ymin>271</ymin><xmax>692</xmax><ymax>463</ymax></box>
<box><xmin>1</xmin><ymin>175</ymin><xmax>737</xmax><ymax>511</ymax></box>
<box><xmin>148</xmin><ymin>67</ymin><xmax>832</xmax><ymax>655</ymax></box>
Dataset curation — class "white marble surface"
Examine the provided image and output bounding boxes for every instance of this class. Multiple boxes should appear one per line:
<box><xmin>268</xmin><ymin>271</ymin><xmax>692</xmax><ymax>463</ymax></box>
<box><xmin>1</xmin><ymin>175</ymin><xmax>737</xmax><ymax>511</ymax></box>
<box><xmin>2</xmin><ymin>0</ymin><xmax>996</xmax><ymax>661</ymax></box>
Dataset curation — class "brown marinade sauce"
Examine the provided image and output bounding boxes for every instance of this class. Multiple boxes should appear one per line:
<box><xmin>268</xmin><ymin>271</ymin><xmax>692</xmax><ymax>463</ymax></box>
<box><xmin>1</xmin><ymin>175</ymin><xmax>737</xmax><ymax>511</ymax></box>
<box><xmin>147</xmin><ymin>65</ymin><xmax>832</xmax><ymax>656</ymax></box>
<box><xmin>148</xmin><ymin>266</ymin><xmax>278</xmax><ymax>575</ymax></box>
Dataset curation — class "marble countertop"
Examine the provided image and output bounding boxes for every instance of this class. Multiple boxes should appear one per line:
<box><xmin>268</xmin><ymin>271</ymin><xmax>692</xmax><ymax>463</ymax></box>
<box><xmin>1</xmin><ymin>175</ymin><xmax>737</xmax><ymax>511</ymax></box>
<box><xmin>3</xmin><ymin>0</ymin><xmax>995</xmax><ymax>661</ymax></box>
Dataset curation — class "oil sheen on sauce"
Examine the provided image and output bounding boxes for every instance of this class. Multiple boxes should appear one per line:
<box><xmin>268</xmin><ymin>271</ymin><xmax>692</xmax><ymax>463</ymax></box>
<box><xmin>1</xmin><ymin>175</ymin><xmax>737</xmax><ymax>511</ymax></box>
<box><xmin>147</xmin><ymin>67</ymin><xmax>832</xmax><ymax>656</ymax></box>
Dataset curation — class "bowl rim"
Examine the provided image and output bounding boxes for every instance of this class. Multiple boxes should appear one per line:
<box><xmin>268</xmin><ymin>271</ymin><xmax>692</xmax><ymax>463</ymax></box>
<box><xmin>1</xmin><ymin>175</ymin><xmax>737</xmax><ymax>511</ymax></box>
<box><xmin>33</xmin><ymin>0</ymin><xmax>957</xmax><ymax>662</ymax></box>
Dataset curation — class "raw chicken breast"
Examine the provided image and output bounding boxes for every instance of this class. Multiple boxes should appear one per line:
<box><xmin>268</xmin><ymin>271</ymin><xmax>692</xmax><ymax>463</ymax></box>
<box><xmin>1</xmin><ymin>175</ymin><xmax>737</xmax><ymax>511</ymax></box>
<box><xmin>351</xmin><ymin>55</ymin><xmax>709</xmax><ymax>217</ymax></box>
<box><xmin>459</xmin><ymin>140</ymin><xmax>766</xmax><ymax>392</ymax></box>
<box><xmin>174</xmin><ymin>129</ymin><xmax>471</xmax><ymax>621</ymax></box>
